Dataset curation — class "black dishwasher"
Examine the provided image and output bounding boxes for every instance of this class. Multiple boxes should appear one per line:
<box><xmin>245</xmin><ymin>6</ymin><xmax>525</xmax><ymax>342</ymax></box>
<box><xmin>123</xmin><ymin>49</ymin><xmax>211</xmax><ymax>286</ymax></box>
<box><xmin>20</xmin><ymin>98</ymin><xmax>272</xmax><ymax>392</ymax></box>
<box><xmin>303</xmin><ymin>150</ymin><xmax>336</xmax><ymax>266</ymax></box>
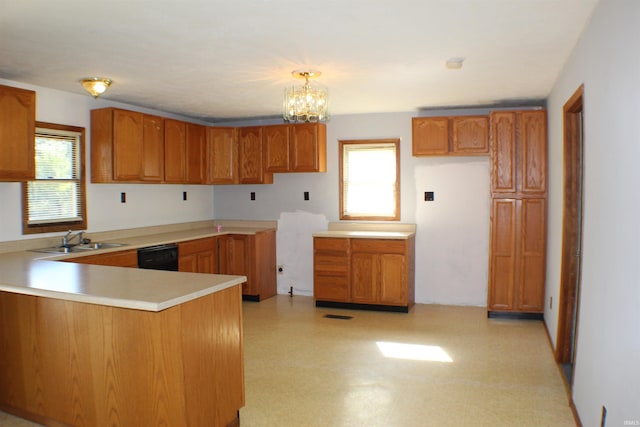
<box><xmin>137</xmin><ymin>244</ymin><xmax>179</xmax><ymax>271</ymax></box>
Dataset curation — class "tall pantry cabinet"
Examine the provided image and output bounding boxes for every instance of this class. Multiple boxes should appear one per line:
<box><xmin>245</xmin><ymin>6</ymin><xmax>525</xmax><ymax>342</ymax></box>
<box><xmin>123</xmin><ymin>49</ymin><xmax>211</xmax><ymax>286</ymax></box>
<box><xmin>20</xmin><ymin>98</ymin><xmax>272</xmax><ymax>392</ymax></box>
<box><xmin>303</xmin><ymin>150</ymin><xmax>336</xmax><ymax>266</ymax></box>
<box><xmin>488</xmin><ymin>110</ymin><xmax>547</xmax><ymax>316</ymax></box>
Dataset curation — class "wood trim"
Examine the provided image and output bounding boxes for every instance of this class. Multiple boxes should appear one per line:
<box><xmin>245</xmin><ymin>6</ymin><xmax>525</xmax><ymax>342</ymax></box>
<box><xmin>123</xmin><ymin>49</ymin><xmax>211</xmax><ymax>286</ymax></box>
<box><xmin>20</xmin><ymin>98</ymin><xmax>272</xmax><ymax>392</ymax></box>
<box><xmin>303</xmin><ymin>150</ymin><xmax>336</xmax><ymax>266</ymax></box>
<box><xmin>21</xmin><ymin>121</ymin><xmax>88</xmax><ymax>235</ymax></box>
<box><xmin>556</xmin><ymin>84</ymin><xmax>585</xmax><ymax>364</ymax></box>
<box><xmin>570</xmin><ymin>398</ymin><xmax>583</xmax><ymax>427</ymax></box>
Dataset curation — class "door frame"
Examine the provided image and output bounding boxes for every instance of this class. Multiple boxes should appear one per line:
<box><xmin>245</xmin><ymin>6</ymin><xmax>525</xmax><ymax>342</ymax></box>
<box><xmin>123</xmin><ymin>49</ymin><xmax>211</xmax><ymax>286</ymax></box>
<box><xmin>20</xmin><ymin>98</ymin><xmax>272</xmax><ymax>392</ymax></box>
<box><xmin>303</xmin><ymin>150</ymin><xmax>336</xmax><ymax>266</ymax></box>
<box><xmin>555</xmin><ymin>84</ymin><xmax>585</xmax><ymax>371</ymax></box>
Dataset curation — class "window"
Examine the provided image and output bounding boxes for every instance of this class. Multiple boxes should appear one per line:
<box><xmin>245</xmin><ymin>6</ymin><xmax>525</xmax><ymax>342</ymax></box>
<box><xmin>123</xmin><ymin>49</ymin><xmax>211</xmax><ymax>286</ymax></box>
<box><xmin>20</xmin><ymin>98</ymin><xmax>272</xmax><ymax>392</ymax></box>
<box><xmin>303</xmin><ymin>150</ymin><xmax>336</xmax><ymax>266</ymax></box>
<box><xmin>22</xmin><ymin>122</ymin><xmax>87</xmax><ymax>234</ymax></box>
<box><xmin>339</xmin><ymin>139</ymin><xmax>400</xmax><ymax>221</ymax></box>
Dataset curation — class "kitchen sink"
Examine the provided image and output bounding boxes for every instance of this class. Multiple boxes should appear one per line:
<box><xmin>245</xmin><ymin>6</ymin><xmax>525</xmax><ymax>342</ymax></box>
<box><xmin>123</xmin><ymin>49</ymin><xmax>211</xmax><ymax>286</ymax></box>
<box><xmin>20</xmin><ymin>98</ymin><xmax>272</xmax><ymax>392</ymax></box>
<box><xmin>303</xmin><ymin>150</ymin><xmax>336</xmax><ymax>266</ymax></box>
<box><xmin>72</xmin><ymin>242</ymin><xmax>128</xmax><ymax>251</ymax></box>
<box><xmin>31</xmin><ymin>242</ymin><xmax>128</xmax><ymax>254</ymax></box>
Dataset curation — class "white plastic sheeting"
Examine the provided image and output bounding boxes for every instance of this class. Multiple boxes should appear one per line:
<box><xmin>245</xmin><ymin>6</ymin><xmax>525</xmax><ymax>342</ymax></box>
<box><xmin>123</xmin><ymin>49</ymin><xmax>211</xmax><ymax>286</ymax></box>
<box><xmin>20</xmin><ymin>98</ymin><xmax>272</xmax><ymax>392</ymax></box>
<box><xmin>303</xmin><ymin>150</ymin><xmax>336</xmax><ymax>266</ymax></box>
<box><xmin>276</xmin><ymin>210</ymin><xmax>328</xmax><ymax>296</ymax></box>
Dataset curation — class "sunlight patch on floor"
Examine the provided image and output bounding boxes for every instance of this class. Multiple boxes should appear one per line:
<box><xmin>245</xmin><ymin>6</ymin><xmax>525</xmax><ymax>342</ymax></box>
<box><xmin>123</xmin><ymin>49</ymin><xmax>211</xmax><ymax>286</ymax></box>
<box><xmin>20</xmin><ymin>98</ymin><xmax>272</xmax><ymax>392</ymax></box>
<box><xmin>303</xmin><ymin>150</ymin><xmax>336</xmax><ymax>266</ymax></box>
<box><xmin>376</xmin><ymin>341</ymin><xmax>453</xmax><ymax>362</ymax></box>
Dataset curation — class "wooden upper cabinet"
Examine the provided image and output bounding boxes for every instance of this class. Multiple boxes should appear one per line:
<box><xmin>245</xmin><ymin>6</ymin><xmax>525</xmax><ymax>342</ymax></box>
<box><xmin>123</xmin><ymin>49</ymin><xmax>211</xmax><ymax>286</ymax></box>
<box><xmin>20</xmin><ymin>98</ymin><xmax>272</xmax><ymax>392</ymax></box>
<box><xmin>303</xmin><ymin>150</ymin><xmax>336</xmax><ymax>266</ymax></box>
<box><xmin>206</xmin><ymin>126</ymin><xmax>237</xmax><ymax>184</ymax></box>
<box><xmin>490</xmin><ymin>110</ymin><xmax>547</xmax><ymax>196</ymax></box>
<box><xmin>164</xmin><ymin>119</ymin><xmax>187</xmax><ymax>183</ymax></box>
<box><xmin>264</xmin><ymin>123</ymin><xmax>327</xmax><ymax>173</ymax></box>
<box><xmin>412</xmin><ymin>117</ymin><xmax>448</xmax><ymax>156</ymax></box>
<box><xmin>185</xmin><ymin>123</ymin><xmax>205</xmax><ymax>184</ymax></box>
<box><xmin>490</xmin><ymin>112</ymin><xmax>517</xmax><ymax>194</ymax></box>
<box><xmin>112</xmin><ymin>109</ymin><xmax>144</xmax><ymax>181</ymax></box>
<box><xmin>91</xmin><ymin>108</ymin><xmax>165</xmax><ymax>183</ymax></box>
<box><xmin>413</xmin><ymin>116</ymin><xmax>488</xmax><ymax>156</ymax></box>
<box><xmin>264</xmin><ymin>125</ymin><xmax>290</xmax><ymax>173</ymax></box>
<box><xmin>290</xmin><ymin>123</ymin><xmax>326</xmax><ymax>172</ymax></box>
<box><xmin>141</xmin><ymin>114</ymin><xmax>164</xmax><ymax>182</ymax></box>
<box><xmin>520</xmin><ymin>111</ymin><xmax>547</xmax><ymax>194</ymax></box>
<box><xmin>238</xmin><ymin>126</ymin><xmax>273</xmax><ymax>184</ymax></box>
<box><xmin>0</xmin><ymin>85</ymin><xmax>35</xmax><ymax>181</ymax></box>
<box><xmin>451</xmin><ymin>116</ymin><xmax>489</xmax><ymax>154</ymax></box>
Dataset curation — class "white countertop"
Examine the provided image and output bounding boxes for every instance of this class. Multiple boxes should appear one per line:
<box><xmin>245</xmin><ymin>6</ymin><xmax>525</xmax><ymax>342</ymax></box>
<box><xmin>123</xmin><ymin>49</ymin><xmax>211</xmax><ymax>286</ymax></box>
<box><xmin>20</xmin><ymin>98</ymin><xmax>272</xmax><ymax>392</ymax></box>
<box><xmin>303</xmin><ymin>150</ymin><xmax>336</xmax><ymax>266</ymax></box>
<box><xmin>313</xmin><ymin>230</ymin><xmax>414</xmax><ymax>239</ymax></box>
<box><xmin>0</xmin><ymin>224</ymin><xmax>275</xmax><ymax>312</ymax></box>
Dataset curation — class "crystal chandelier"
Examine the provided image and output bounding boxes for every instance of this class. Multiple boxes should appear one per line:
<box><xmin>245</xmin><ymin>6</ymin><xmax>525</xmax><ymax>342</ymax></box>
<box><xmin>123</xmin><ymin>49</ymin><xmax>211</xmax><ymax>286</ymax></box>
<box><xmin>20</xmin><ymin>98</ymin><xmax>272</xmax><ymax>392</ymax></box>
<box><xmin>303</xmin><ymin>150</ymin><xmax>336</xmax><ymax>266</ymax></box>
<box><xmin>283</xmin><ymin>70</ymin><xmax>328</xmax><ymax>122</ymax></box>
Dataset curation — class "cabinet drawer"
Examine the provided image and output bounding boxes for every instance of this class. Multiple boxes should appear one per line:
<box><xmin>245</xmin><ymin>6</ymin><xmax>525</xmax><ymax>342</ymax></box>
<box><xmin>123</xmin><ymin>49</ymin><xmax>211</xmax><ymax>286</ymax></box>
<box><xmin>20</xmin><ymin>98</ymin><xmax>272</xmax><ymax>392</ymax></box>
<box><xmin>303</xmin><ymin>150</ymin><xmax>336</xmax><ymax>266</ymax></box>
<box><xmin>314</xmin><ymin>237</ymin><xmax>348</xmax><ymax>252</ymax></box>
<box><xmin>314</xmin><ymin>254</ymin><xmax>348</xmax><ymax>273</ymax></box>
<box><xmin>351</xmin><ymin>239</ymin><xmax>406</xmax><ymax>254</ymax></box>
<box><xmin>314</xmin><ymin>275</ymin><xmax>349</xmax><ymax>301</ymax></box>
<box><xmin>178</xmin><ymin>237</ymin><xmax>216</xmax><ymax>256</ymax></box>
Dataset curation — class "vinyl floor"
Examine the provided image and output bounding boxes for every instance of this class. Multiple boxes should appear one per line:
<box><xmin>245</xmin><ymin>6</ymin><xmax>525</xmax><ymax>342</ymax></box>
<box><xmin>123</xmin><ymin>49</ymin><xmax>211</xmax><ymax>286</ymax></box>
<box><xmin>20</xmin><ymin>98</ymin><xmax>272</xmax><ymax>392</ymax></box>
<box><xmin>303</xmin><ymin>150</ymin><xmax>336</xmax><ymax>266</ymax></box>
<box><xmin>0</xmin><ymin>295</ymin><xmax>575</xmax><ymax>426</ymax></box>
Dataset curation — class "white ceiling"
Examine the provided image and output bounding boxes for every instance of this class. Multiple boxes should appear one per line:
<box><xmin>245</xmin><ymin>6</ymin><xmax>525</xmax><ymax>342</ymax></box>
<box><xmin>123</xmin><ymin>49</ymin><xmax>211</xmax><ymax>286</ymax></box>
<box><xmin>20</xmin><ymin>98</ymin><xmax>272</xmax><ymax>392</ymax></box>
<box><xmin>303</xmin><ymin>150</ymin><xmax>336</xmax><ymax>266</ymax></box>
<box><xmin>0</xmin><ymin>0</ymin><xmax>598</xmax><ymax>123</ymax></box>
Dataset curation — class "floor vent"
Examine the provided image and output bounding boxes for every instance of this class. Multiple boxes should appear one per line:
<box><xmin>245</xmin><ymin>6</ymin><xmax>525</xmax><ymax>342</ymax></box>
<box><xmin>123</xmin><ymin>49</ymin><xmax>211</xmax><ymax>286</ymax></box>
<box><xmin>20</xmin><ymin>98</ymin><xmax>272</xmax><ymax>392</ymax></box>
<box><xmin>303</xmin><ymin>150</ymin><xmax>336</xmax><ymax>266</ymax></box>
<box><xmin>324</xmin><ymin>314</ymin><xmax>353</xmax><ymax>320</ymax></box>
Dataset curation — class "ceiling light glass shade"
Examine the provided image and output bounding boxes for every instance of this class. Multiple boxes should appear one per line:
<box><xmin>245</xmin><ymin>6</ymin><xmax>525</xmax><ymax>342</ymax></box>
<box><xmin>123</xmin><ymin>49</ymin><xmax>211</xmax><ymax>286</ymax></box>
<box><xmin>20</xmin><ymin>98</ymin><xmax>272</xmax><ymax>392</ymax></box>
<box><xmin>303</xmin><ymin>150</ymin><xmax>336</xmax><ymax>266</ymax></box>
<box><xmin>80</xmin><ymin>77</ymin><xmax>113</xmax><ymax>98</ymax></box>
<box><xmin>283</xmin><ymin>71</ymin><xmax>328</xmax><ymax>122</ymax></box>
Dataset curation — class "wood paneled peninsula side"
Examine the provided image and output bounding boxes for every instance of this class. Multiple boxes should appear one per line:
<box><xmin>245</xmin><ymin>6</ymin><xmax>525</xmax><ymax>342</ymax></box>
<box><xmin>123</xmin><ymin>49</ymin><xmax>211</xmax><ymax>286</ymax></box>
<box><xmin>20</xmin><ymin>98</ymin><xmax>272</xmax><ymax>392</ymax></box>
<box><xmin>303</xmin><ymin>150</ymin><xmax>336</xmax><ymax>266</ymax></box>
<box><xmin>0</xmin><ymin>220</ymin><xmax>277</xmax><ymax>427</ymax></box>
<box><xmin>313</xmin><ymin>223</ymin><xmax>416</xmax><ymax>313</ymax></box>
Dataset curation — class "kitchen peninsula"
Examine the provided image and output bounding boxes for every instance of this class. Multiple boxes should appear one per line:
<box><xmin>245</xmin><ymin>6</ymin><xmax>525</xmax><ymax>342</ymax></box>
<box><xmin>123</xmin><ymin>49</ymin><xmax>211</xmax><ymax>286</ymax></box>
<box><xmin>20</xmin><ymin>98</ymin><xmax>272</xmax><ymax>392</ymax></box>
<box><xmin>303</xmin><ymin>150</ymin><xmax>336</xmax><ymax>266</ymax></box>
<box><xmin>0</xmin><ymin>221</ymin><xmax>276</xmax><ymax>427</ymax></box>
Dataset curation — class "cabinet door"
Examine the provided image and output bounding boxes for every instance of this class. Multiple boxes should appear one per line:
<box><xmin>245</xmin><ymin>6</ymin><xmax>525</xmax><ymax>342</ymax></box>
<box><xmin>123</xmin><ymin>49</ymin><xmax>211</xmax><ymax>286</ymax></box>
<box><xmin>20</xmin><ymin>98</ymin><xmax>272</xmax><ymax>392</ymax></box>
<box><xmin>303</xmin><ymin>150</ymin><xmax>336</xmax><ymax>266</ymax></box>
<box><xmin>141</xmin><ymin>114</ymin><xmax>164</xmax><ymax>181</ymax></box>
<box><xmin>179</xmin><ymin>253</ymin><xmax>198</xmax><ymax>272</ymax></box>
<box><xmin>516</xmin><ymin>198</ymin><xmax>546</xmax><ymax>312</ymax></box>
<box><xmin>219</xmin><ymin>235</ymin><xmax>251</xmax><ymax>293</ymax></box>
<box><xmin>451</xmin><ymin>116</ymin><xmax>489</xmax><ymax>154</ymax></box>
<box><xmin>520</xmin><ymin>111</ymin><xmax>547</xmax><ymax>195</ymax></box>
<box><xmin>206</xmin><ymin>127</ymin><xmax>237</xmax><ymax>184</ymax></box>
<box><xmin>0</xmin><ymin>85</ymin><xmax>35</xmax><ymax>181</ymax></box>
<box><xmin>490</xmin><ymin>112</ymin><xmax>517</xmax><ymax>194</ymax></box>
<box><xmin>379</xmin><ymin>254</ymin><xmax>407</xmax><ymax>304</ymax></box>
<box><xmin>164</xmin><ymin>119</ymin><xmax>186</xmax><ymax>183</ymax></box>
<box><xmin>351</xmin><ymin>252</ymin><xmax>378</xmax><ymax>303</ymax></box>
<box><xmin>488</xmin><ymin>198</ymin><xmax>517</xmax><ymax>311</ymax></box>
<box><xmin>238</xmin><ymin>127</ymin><xmax>272</xmax><ymax>184</ymax></box>
<box><xmin>290</xmin><ymin>123</ymin><xmax>326</xmax><ymax>172</ymax></box>
<box><xmin>264</xmin><ymin>124</ymin><xmax>290</xmax><ymax>172</ymax></box>
<box><xmin>113</xmin><ymin>109</ymin><xmax>144</xmax><ymax>181</ymax></box>
<box><xmin>186</xmin><ymin>123</ymin><xmax>205</xmax><ymax>184</ymax></box>
<box><xmin>412</xmin><ymin>117</ymin><xmax>448</xmax><ymax>156</ymax></box>
<box><xmin>67</xmin><ymin>250</ymin><xmax>138</xmax><ymax>267</ymax></box>
<box><xmin>179</xmin><ymin>237</ymin><xmax>217</xmax><ymax>273</ymax></box>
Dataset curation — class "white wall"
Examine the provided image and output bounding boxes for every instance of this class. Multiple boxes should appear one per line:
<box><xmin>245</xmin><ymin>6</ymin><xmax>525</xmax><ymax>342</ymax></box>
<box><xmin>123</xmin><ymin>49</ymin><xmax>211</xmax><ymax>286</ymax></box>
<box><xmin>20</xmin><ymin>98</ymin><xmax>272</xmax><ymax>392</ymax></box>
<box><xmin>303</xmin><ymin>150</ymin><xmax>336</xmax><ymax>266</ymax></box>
<box><xmin>545</xmin><ymin>1</ymin><xmax>640</xmax><ymax>425</ymax></box>
<box><xmin>214</xmin><ymin>112</ymin><xmax>491</xmax><ymax>306</ymax></box>
<box><xmin>0</xmin><ymin>79</ymin><xmax>215</xmax><ymax>242</ymax></box>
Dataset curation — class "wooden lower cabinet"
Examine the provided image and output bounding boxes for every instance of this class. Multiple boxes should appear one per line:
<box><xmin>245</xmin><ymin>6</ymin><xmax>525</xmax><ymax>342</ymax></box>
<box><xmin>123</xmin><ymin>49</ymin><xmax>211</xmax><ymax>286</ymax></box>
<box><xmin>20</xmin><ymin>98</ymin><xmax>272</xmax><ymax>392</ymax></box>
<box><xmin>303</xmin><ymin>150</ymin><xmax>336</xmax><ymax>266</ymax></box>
<box><xmin>0</xmin><ymin>286</ymin><xmax>243</xmax><ymax>427</ymax></box>
<box><xmin>314</xmin><ymin>236</ymin><xmax>415</xmax><ymax>312</ymax></box>
<box><xmin>64</xmin><ymin>249</ymin><xmax>138</xmax><ymax>267</ymax></box>
<box><xmin>313</xmin><ymin>238</ymin><xmax>349</xmax><ymax>302</ymax></box>
<box><xmin>178</xmin><ymin>237</ymin><xmax>217</xmax><ymax>273</ymax></box>
<box><xmin>219</xmin><ymin>231</ymin><xmax>276</xmax><ymax>301</ymax></box>
<box><xmin>488</xmin><ymin>198</ymin><xmax>546</xmax><ymax>314</ymax></box>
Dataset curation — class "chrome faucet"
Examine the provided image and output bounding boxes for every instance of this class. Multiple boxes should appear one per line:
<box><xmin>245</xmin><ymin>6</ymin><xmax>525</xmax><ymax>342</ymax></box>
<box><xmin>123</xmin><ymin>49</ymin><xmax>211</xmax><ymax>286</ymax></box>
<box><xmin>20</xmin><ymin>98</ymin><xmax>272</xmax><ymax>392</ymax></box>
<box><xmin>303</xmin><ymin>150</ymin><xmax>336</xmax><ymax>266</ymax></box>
<box><xmin>62</xmin><ymin>230</ymin><xmax>85</xmax><ymax>247</ymax></box>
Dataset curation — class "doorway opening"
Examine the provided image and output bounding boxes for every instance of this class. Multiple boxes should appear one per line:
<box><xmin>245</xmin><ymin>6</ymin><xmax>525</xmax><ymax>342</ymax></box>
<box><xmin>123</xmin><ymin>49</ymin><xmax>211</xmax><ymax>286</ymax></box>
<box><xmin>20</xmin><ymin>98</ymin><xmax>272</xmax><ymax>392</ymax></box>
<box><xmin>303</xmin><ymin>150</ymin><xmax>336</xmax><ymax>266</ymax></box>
<box><xmin>556</xmin><ymin>84</ymin><xmax>585</xmax><ymax>388</ymax></box>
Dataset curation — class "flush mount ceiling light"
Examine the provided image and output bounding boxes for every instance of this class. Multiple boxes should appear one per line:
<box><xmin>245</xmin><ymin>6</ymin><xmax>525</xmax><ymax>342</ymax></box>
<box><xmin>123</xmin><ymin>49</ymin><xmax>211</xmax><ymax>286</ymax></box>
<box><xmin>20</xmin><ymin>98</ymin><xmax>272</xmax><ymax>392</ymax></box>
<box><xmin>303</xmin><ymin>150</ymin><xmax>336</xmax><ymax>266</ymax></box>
<box><xmin>80</xmin><ymin>77</ymin><xmax>113</xmax><ymax>98</ymax></box>
<box><xmin>445</xmin><ymin>57</ymin><xmax>465</xmax><ymax>70</ymax></box>
<box><xmin>283</xmin><ymin>70</ymin><xmax>329</xmax><ymax>122</ymax></box>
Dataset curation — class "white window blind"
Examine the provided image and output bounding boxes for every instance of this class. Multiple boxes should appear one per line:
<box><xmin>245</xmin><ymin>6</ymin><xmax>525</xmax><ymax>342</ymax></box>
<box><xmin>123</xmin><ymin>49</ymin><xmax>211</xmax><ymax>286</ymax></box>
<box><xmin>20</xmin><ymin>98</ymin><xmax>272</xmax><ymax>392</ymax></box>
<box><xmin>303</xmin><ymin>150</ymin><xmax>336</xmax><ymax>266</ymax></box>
<box><xmin>26</xmin><ymin>127</ymin><xmax>83</xmax><ymax>225</ymax></box>
<box><xmin>342</xmin><ymin>142</ymin><xmax>398</xmax><ymax>218</ymax></box>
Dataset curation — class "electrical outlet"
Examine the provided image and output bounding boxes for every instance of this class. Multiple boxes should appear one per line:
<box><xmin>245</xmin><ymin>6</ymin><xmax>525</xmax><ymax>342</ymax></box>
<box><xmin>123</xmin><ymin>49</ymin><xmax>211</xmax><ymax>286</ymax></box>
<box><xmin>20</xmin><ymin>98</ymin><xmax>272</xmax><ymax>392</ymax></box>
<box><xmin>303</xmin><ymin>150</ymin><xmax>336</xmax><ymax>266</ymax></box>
<box><xmin>183</xmin><ymin>191</ymin><xmax>187</xmax><ymax>201</ymax></box>
<box><xmin>120</xmin><ymin>192</ymin><xmax>126</xmax><ymax>203</ymax></box>
<box><xmin>304</xmin><ymin>191</ymin><xmax>310</xmax><ymax>201</ymax></box>
<box><xmin>250</xmin><ymin>192</ymin><xmax>256</xmax><ymax>201</ymax></box>
<box><xmin>425</xmin><ymin>191</ymin><xmax>435</xmax><ymax>201</ymax></box>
